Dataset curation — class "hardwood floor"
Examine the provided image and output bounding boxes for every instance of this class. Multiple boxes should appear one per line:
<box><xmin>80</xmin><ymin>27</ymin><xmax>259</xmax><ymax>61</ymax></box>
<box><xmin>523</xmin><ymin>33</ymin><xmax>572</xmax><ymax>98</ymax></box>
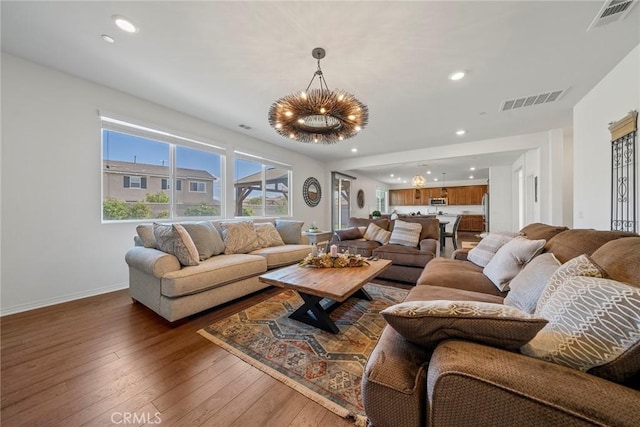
<box><xmin>0</xmin><ymin>233</ymin><xmax>479</xmax><ymax>426</ymax></box>
<box><xmin>0</xmin><ymin>287</ymin><xmax>355</xmax><ymax>426</ymax></box>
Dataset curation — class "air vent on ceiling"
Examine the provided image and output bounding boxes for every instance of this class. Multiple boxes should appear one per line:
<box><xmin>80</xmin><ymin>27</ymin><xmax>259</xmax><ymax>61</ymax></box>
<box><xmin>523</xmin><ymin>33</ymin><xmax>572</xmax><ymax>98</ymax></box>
<box><xmin>587</xmin><ymin>0</ymin><xmax>637</xmax><ymax>31</ymax></box>
<box><xmin>500</xmin><ymin>89</ymin><xmax>565</xmax><ymax>112</ymax></box>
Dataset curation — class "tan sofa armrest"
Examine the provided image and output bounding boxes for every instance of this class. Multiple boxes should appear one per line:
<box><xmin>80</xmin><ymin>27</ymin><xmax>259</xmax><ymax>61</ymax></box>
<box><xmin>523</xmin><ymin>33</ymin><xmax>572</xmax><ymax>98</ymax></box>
<box><xmin>125</xmin><ymin>247</ymin><xmax>181</xmax><ymax>279</ymax></box>
<box><xmin>451</xmin><ymin>248</ymin><xmax>469</xmax><ymax>260</ymax></box>
<box><xmin>428</xmin><ymin>340</ymin><xmax>640</xmax><ymax>427</ymax></box>
<box><xmin>419</xmin><ymin>238</ymin><xmax>438</xmax><ymax>255</ymax></box>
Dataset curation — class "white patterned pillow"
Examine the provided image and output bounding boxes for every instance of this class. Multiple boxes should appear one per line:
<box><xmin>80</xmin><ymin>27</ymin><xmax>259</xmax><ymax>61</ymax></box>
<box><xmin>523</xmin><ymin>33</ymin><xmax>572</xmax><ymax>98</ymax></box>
<box><xmin>535</xmin><ymin>254</ymin><xmax>605</xmax><ymax>311</ymax></box>
<box><xmin>388</xmin><ymin>220</ymin><xmax>422</xmax><ymax>247</ymax></box>
<box><xmin>382</xmin><ymin>300</ymin><xmax>547</xmax><ymax>351</ymax></box>
<box><xmin>221</xmin><ymin>221</ymin><xmax>261</xmax><ymax>254</ymax></box>
<box><xmin>522</xmin><ymin>276</ymin><xmax>640</xmax><ymax>378</ymax></box>
<box><xmin>153</xmin><ymin>223</ymin><xmax>200</xmax><ymax>266</ymax></box>
<box><xmin>364</xmin><ymin>222</ymin><xmax>392</xmax><ymax>245</ymax></box>
<box><xmin>483</xmin><ymin>237</ymin><xmax>546</xmax><ymax>291</ymax></box>
<box><xmin>467</xmin><ymin>232</ymin><xmax>518</xmax><ymax>267</ymax></box>
<box><xmin>255</xmin><ymin>222</ymin><xmax>285</xmax><ymax>248</ymax></box>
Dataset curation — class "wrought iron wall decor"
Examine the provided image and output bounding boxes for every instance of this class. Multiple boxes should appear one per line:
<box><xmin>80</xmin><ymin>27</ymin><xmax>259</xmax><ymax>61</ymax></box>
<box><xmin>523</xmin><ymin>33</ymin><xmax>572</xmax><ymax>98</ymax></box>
<box><xmin>609</xmin><ymin>111</ymin><xmax>637</xmax><ymax>233</ymax></box>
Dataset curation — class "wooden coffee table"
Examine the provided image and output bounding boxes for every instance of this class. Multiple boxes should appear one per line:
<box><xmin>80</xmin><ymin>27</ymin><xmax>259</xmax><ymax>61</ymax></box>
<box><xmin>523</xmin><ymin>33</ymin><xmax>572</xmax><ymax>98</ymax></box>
<box><xmin>259</xmin><ymin>259</ymin><xmax>392</xmax><ymax>334</ymax></box>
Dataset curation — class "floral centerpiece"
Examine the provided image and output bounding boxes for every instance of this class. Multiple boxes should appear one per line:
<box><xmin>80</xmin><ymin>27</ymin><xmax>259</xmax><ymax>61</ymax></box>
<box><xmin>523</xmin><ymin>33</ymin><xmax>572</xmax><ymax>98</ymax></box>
<box><xmin>299</xmin><ymin>252</ymin><xmax>369</xmax><ymax>268</ymax></box>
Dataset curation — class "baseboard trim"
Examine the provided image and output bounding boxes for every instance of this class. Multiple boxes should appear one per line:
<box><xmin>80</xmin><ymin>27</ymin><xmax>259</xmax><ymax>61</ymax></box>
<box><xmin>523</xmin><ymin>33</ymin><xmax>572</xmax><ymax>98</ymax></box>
<box><xmin>0</xmin><ymin>282</ymin><xmax>130</xmax><ymax>317</ymax></box>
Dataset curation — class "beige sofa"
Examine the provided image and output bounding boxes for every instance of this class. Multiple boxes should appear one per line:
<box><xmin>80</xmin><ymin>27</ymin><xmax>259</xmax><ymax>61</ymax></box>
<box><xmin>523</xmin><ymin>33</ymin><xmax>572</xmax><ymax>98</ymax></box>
<box><xmin>125</xmin><ymin>219</ymin><xmax>311</xmax><ymax>322</ymax></box>
<box><xmin>362</xmin><ymin>224</ymin><xmax>640</xmax><ymax>426</ymax></box>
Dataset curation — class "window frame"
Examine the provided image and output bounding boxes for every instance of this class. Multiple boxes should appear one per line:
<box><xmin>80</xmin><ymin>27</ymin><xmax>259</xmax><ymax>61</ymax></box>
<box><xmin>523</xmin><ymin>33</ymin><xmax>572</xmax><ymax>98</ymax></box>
<box><xmin>189</xmin><ymin>181</ymin><xmax>206</xmax><ymax>193</ymax></box>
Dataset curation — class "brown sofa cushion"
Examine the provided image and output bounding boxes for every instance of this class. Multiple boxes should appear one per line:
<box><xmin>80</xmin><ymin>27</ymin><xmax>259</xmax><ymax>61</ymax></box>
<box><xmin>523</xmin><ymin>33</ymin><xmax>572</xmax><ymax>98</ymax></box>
<box><xmin>373</xmin><ymin>244</ymin><xmax>435</xmax><ymax>268</ymax></box>
<box><xmin>417</xmin><ymin>258</ymin><xmax>507</xmax><ymax>297</ymax></box>
<box><xmin>334</xmin><ymin>227</ymin><xmax>362</xmax><ymax>241</ymax></box>
<box><xmin>348</xmin><ymin>217</ymin><xmax>390</xmax><ymax>230</ymax></box>
<box><xmin>520</xmin><ymin>223</ymin><xmax>569</xmax><ymax>241</ymax></box>
<box><xmin>406</xmin><ymin>284</ymin><xmax>505</xmax><ymax>304</ymax></box>
<box><xmin>335</xmin><ymin>239</ymin><xmax>381</xmax><ymax>257</ymax></box>
<box><xmin>591</xmin><ymin>237</ymin><xmax>640</xmax><ymax>287</ymax></box>
<box><xmin>545</xmin><ymin>229</ymin><xmax>637</xmax><ymax>263</ymax></box>
<box><xmin>382</xmin><ymin>300</ymin><xmax>547</xmax><ymax>351</ymax></box>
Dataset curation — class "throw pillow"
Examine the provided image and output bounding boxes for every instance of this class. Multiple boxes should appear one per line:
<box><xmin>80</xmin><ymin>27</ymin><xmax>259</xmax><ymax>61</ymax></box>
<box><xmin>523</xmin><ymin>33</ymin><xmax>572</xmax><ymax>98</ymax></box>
<box><xmin>181</xmin><ymin>221</ymin><xmax>225</xmax><ymax>260</ymax></box>
<box><xmin>136</xmin><ymin>224</ymin><xmax>157</xmax><ymax>248</ymax></box>
<box><xmin>467</xmin><ymin>232</ymin><xmax>519</xmax><ymax>267</ymax></box>
<box><xmin>274</xmin><ymin>220</ymin><xmax>304</xmax><ymax>244</ymax></box>
<box><xmin>483</xmin><ymin>236</ymin><xmax>546</xmax><ymax>291</ymax></box>
<box><xmin>535</xmin><ymin>254</ymin><xmax>605</xmax><ymax>311</ymax></box>
<box><xmin>381</xmin><ymin>300</ymin><xmax>548</xmax><ymax>351</ymax></box>
<box><xmin>220</xmin><ymin>221</ymin><xmax>261</xmax><ymax>254</ymax></box>
<box><xmin>521</xmin><ymin>275</ymin><xmax>640</xmax><ymax>381</ymax></box>
<box><xmin>153</xmin><ymin>223</ymin><xmax>200</xmax><ymax>266</ymax></box>
<box><xmin>388</xmin><ymin>220</ymin><xmax>422</xmax><ymax>247</ymax></box>
<box><xmin>363</xmin><ymin>223</ymin><xmax>392</xmax><ymax>245</ymax></box>
<box><xmin>255</xmin><ymin>222</ymin><xmax>285</xmax><ymax>248</ymax></box>
<box><xmin>334</xmin><ymin>227</ymin><xmax>362</xmax><ymax>241</ymax></box>
<box><xmin>503</xmin><ymin>253</ymin><xmax>561</xmax><ymax>314</ymax></box>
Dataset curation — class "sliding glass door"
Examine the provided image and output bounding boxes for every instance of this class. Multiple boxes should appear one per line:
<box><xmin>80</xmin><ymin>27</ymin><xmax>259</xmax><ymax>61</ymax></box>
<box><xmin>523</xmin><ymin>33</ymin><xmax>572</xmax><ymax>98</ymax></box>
<box><xmin>331</xmin><ymin>172</ymin><xmax>356</xmax><ymax>230</ymax></box>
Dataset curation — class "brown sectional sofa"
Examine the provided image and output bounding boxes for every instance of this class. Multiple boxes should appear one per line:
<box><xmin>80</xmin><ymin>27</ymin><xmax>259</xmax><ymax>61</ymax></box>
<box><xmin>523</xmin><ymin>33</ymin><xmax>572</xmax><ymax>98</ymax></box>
<box><xmin>362</xmin><ymin>224</ymin><xmax>640</xmax><ymax>426</ymax></box>
<box><xmin>329</xmin><ymin>217</ymin><xmax>440</xmax><ymax>283</ymax></box>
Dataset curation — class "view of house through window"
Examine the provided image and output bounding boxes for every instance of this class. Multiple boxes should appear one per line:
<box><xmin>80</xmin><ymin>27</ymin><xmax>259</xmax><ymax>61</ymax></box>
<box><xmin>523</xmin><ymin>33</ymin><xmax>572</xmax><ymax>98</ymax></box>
<box><xmin>102</xmin><ymin>126</ymin><xmax>222</xmax><ymax>221</ymax></box>
<box><xmin>234</xmin><ymin>155</ymin><xmax>291</xmax><ymax>217</ymax></box>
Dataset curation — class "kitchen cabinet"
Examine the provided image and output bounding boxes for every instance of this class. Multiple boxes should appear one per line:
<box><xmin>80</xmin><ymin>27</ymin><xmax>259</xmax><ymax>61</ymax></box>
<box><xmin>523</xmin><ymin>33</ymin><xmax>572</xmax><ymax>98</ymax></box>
<box><xmin>458</xmin><ymin>214</ymin><xmax>485</xmax><ymax>232</ymax></box>
<box><xmin>390</xmin><ymin>188</ymin><xmax>423</xmax><ymax>206</ymax></box>
<box><xmin>390</xmin><ymin>185</ymin><xmax>487</xmax><ymax>206</ymax></box>
<box><xmin>446</xmin><ymin>185</ymin><xmax>487</xmax><ymax>205</ymax></box>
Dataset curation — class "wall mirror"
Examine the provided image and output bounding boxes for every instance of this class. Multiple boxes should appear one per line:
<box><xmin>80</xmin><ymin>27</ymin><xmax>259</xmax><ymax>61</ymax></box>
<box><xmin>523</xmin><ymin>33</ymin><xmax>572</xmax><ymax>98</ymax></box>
<box><xmin>303</xmin><ymin>177</ymin><xmax>322</xmax><ymax>207</ymax></box>
<box><xmin>357</xmin><ymin>189</ymin><xmax>365</xmax><ymax>209</ymax></box>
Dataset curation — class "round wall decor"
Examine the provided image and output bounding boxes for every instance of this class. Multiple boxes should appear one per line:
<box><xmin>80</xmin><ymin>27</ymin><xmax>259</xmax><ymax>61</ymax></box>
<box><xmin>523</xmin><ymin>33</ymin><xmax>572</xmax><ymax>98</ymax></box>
<box><xmin>357</xmin><ymin>189</ymin><xmax>365</xmax><ymax>209</ymax></box>
<box><xmin>303</xmin><ymin>177</ymin><xmax>322</xmax><ymax>207</ymax></box>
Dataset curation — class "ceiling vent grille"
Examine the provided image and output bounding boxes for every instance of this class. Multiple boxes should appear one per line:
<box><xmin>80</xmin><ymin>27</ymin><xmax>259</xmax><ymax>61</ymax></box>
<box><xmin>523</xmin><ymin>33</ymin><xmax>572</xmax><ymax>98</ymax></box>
<box><xmin>500</xmin><ymin>89</ymin><xmax>565</xmax><ymax>112</ymax></box>
<box><xmin>587</xmin><ymin>0</ymin><xmax>637</xmax><ymax>31</ymax></box>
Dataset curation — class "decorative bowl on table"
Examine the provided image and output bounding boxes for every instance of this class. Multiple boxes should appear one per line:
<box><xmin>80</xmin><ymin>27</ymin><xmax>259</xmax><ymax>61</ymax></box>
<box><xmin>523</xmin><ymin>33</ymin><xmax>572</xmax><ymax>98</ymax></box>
<box><xmin>299</xmin><ymin>252</ymin><xmax>369</xmax><ymax>268</ymax></box>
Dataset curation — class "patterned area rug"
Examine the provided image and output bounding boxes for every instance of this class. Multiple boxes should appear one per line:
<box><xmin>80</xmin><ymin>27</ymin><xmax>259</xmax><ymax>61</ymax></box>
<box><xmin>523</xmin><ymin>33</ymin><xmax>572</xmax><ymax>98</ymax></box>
<box><xmin>197</xmin><ymin>283</ymin><xmax>408</xmax><ymax>424</ymax></box>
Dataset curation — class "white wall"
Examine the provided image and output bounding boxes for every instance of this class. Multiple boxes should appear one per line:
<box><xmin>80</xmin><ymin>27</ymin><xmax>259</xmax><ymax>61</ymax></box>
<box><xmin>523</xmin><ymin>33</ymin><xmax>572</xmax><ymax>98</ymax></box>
<box><xmin>343</xmin><ymin>172</ymin><xmax>387</xmax><ymax>219</ymax></box>
<box><xmin>0</xmin><ymin>53</ymin><xmax>328</xmax><ymax>315</ymax></box>
<box><xmin>489</xmin><ymin>166</ymin><xmax>513</xmax><ymax>232</ymax></box>
<box><xmin>573</xmin><ymin>44</ymin><xmax>640</xmax><ymax>229</ymax></box>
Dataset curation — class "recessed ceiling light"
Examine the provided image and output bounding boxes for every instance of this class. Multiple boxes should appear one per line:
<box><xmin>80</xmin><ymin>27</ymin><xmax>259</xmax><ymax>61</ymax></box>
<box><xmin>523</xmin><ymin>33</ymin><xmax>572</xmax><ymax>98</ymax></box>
<box><xmin>101</xmin><ymin>34</ymin><xmax>115</xmax><ymax>43</ymax></box>
<box><xmin>470</xmin><ymin>167</ymin><xmax>476</xmax><ymax>171</ymax></box>
<box><xmin>390</xmin><ymin>173</ymin><xmax>394</xmax><ymax>177</ymax></box>
<box><xmin>351</xmin><ymin>148</ymin><xmax>358</xmax><ymax>153</ymax></box>
<box><xmin>434</xmin><ymin>178</ymin><xmax>438</xmax><ymax>182</ymax></box>
<box><xmin>113</xmin><ymin>16</ymin><xmax>137</xmax><ymax>33</ymax></box>
<box><xmin>456</xmin><ymin>129</ymin><xmax>466</xmax><ymax>135</ymax></box>
<box><xmin>403</xmin><ymin>180</ymin><xmax>407</xmax><ymax>184</ymax></box>
<box><xmin>449</xmin><ymin>71</ymin><xmax>465</xmax><ymax>81</ymax></box>
<box><xmin>426</xmin><ymin>170</ymin><xmax>431</xmax><ymax>175</ymax></box>
<box><xmin>469</xmin><ymin>175</ymin><xmax>474</xmax><ymax>179</ymax></box>
<box><xmin>397</xmin><ymin>177</ymin><xmax>401</xmax><ymax>181</ymax></box>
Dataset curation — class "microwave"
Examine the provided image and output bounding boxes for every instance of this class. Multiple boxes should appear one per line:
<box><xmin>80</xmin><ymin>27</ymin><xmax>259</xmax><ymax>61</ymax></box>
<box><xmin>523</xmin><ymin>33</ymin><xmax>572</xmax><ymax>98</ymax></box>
<box><xmin>429</xmin><ymin>198</ymin><xmax>448</xmax><ymax>206</ymax></box>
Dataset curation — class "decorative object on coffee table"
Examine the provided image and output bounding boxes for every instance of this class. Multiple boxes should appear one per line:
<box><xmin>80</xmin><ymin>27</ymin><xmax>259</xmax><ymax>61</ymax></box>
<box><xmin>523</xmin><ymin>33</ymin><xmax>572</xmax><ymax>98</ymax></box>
<box><xmin>197</xmin><ymin>282</ymin><xmax>408</xmax><ymax>425</ymax></box>
<box><xmin>299</xmin><ymin>252</ymin><xmax>369</xmax><ymax>268</ymax></box>
<box><xmin>302</xmin><ymin>177</ymin><xmax>322</xmax><ymax>207</ymax></box>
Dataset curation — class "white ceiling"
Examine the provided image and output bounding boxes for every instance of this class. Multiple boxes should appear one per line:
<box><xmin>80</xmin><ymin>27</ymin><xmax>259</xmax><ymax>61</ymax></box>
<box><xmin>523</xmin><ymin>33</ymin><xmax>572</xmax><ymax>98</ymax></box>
<box><xmin>2</xmin><ymin>1</ymin><xmax>639</xmax><ymax>184</ymax></box>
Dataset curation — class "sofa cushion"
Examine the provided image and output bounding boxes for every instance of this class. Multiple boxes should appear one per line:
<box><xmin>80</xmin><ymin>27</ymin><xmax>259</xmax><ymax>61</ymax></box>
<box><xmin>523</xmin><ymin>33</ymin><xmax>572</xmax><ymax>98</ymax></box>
<box><xmin>503</xmin><ymin>253</ymin><xmax>561</xmax><ymax>314</ymax></box>
<box><xmin>335</xmin><ymin>239</ymin><xmax>381</xmax><ymax>257</ymax></box>
<box><xmin>373</xmin><ymin>244</ymin><xmax>435</xmax><ymax>269</ymax></box>
<box><xmin>181</xmin><ymin>221</ymin><xmax>225</xmax><ymax>260</ymax></box>
<box><xmin>544</xmin><ymin>229</ymin><xmax>637</xmax><ymax>263</ymax></box>
<box><xmin>349</xmin><ymin>217</ymin><xmax>390</xmax><ymax>230</ymax></box>
<box><xmin>136</xmin><ymin>224</ymin><xmax>158</xmax><ymax>248</ymax></box>
<box><xmin>250</xmin><ymin>244</ymin><xmax>311</xmax><ymax>269</ymax></box>
<box><xmin>161</xmin><ymin>254</ymin><xmax>267</xmax><ymax>297</ymax></box>
<box><xmin>389</xmin><ymin>220</ymin><xmax>422</xmax><ymax>247</ymax></box>
<box><xmin>221</xmin><ymin>221</ymin><xmax>261</xmax><ymax>254</ymax></box>
<box><xmin>483</xmin><ymin>237</ymin><xmax>546</xmax><ymax>291</ymax></box>
<box><xmin>591</xmin><ymin>237</ymin><xmax>640</xmax><ymax>287</ymax></box>
<box><xmin>275</xmin><ymin>220</ymin><xmax>304</xmax><ymax>244</ymax></box>
<box><xmin>522</xmin><ymin>275</ymin><xmax>640</xmax><ymax>382</ymax></box>
<box><xmin>405</xmin><ymin>284</ymin><xmax>505</xmax><ymax>305</ymax></box>
<box><xmin>364</xmin><ymin>222</ymin><xmax>392</xmax><ymax>245</ymax></box>
<box><xmin>254</xmin><ymin>222</ymin><xmax>285</xmax><ymax>248</ymax></box>
<box><xmin>416</xmin><ymin>257</ymin><xmax>506</xmax><ymax>296</ymax></box>
<box><xmin>467</xmin><ymin>232</ymin><xmax>517</xmax><ymax>267</ymax></box>
<box><xmin>334</xmin><ymin>227</ymin><xmax>362</xmax><ymax>241</ymax></box>
<box><xmin>382</xmin><ymin>300</ymin><xmax>547</xmax><ymax>351</ymax></box>
<box><xmin>519</xmin><ymin>223</ymin><xmax>569</xmax><ymax>241</ymax></box>
<box><xmin>153</xmin><ymin>223</ymin><xmax>200</xmax><ymax>266</ymax></box>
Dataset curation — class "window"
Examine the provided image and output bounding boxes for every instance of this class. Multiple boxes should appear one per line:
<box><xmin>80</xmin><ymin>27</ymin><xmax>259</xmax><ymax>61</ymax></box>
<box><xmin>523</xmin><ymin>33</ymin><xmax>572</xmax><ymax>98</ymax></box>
<box><xmin>102</xmin><ymin>116</ymin><xmax>224</xmax><ymax>222</ymax></box>
<box><xmin>234</xmin><ymin>153</ymin><xmax>291</xmax><ymax>217</ymax></box>
<box><xmin>376</xmin><ymin>188</ymin><xmax>387</xmax><ymax>213</ymax></box>
<box><xmin>189</xmin><ymin>181</ymin><xmax>206</xmax><ymax>192</ymax></box>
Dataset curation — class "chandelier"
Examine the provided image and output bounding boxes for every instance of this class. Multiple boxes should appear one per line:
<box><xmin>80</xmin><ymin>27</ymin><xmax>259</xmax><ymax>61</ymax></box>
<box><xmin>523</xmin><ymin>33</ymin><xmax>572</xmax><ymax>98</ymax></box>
<box><xmin>412</xmin><ymin>173</ymin><xmax>426</xmax><ymax>189</ymax></box>
<box><xmin>268</xmin><ymin>47</ymin><xmax>368</xmax><ymax>144</ymax></box>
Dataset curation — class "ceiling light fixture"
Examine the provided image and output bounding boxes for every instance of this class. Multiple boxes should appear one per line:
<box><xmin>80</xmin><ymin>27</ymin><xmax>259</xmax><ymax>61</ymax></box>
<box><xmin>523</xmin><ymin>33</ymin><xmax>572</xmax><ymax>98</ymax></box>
<box><xmin>441</xmin><ymin>173</ymin><xmax>448</xmax><ymax>197</ymax></box>
<box><xmin>456</xmin><ymin>129</ymin><xmax>466</xmax><ymax>135</ymax></box>
<box><xmin>113</xmin><ymin>16</ymin><xmax>137</xmax><ymax>33</ymax></box>
<box><xmin>469</xmin><ymin>175</ymin><xmax>474</xmax><ymax>179</ymax></box>
<box><xmin>449</xmin><ymin>71</ymin><xmax>465</xmax><ymax>81</ymax></box>
<box><xmin>470</xmin><ymin>166</ymin><xmax>476</xmax><ymax>171</ymax></box>
<box><xmin>351</xmin><ymin>148</ymin><xmax>358</xmax><ymax>153</ymax></box>
<box><xmin>412</xmin><ymin>173</ymin><xmax>426</xmax><ymax>189</ymax></box>
<box><xmin>101</xmin><ymin>34</ymin><xmax>115</xmax><ymax>43</ymax></box>
<box><xmin>268</xmin><ymin>47</ymin><xmax>368</xmax><ymax>144</ymax></box>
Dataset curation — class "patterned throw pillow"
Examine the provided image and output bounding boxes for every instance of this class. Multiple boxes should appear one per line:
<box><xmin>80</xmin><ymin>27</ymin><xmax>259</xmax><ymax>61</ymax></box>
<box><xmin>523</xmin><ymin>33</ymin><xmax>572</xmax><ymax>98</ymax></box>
<box><xmin>482</xmin><ymin>236</ymin><xmax>546</xmax><ymax>291</ymax></box>
<box><xmin>521</xmin><ymin>275</ymin><xmax>640</xmax><ymax>380</ymax></box>
<box><xmin>255</xmin><ymin>222</ymin><xmax>285</xmax><ymax>248</ymax></box>
<box><xmin>153</xmin><ymin>223</ymin><xmax>200</xmax><ymax>266</ymax></box>
<box><xmin>221</xmin><ymin>221</ymin><xmax>261</xmax><ymax>254</ymax></box>
<box><xmin>504</xmin><ymin>253</ymin><xmax>561</xmax><ymax>314</ymax></box>
<box><xmin>363</xmin><ymin>222</ymin><xmax>392</xmax><ymax>245</ymax></box>
<box><xmin>388</xmin><ymin>220</ymin><xmax>422</xmax><ymax>247</ymax></box>
<box><xmin>381</xmin><ymin>300</ymin><xmax>547</xmax><ymax>351</ymax></box>
<box><xmin>181</xmin><ymin>221</ymin><xmax>225</xmax><ymax>260</ymax></box>
<box><xmin>467</xmin><ymin>232</ymin><xmax>519</xmax><ymax>267</ymax></box>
